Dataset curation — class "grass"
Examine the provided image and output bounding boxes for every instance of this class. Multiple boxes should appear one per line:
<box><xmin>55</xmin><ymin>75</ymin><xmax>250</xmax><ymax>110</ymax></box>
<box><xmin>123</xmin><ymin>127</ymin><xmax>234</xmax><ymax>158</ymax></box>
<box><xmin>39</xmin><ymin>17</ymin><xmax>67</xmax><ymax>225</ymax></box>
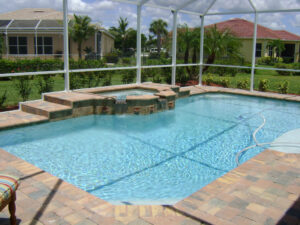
<box><xmin>0</xmin><ymin>67</ymin><xmax>299</xmax><ymax>107</ymax></box>
<box><xmin>203</xmin><ymin>69</ymin><xmax>300</xmax><ymax>94</ymax></box>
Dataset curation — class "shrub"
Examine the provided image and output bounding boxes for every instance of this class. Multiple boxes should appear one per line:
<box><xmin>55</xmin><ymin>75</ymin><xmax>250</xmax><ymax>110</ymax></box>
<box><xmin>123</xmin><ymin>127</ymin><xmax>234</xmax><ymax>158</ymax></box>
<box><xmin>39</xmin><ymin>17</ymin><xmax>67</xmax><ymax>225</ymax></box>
<box><xmin>36</xmin><ymin>75</ymin><xmax>54</xmax><ymax>95</ymax></box>
<box><xmin>164</xmin><ymin>73</ymin><xmax>171</xmax><ymax>84</ymax></box>
<box><xmin>258</xmin><ymin>79</ymin><xmax>269</xmax><ymax>92</ymax></box>
<box><xmin>153</xmin><ymin>75</ymin><xmax>162</xmax><ymax>83</ymax></box>
<box><xmin>257</xmin><ymin>56</ymin><xmax>283</xmax><ymax>66</ymax></box>
<box><xmin>278</xmin><ymin>81</ymin><xmax>289</xmax><ymax>94</ymax></box>
<box><xmin>292</xmin><ymin>63</ymin><xmax>300</xmax><ymax>76</ymax></box>
<box><xmin>70</xmin><ymin>73</ymin><xmax>83</xmax><ymax>90</ymax></box>
<box><xmin>84</xmin><ymin>72</ymin><xmax>102</xmax><ymax>88</ymax></box>
<box><xmin>122</xmin><ymin>70</ymin><xmax>135</xmax><ymax>84</ymax></box>
<box><xmin>104</xmin><ymin>51</ymin><xmax>119</xmax><ymax>64</ymax></box>
<box><xmin>275</xmin><ymin>63</ymin><xmax>292</xmax><ymax>76</ymax></box>
<box><xmin>227</xmin><ymin>67</ymin><xmax>238</xmax><ymax>77</ymax></box>
<box><xmin>176</xmin><ymin>67</ymin><xmax>189</xmax><ymax>86</ymax></box>
<box><xmin>13</xmin><ymin>76</ymin><xmax>32</xmax><ymax>101</ymax></box>
<box><xmin>240</xmin><ymin>64</ymin><xmax>252</xmax><ymax>74</ymax></box>
<box><xmin>121</xmin><ymin>57</ymin><xmax>132</xmax><ymax>65</ymax></box>
<box><xmin>209</xmin><ymin>66</ymin><xmax>227</xmax><ymax>76</ymax></box>
<box><xmin>219</xmin><ymin>79</ymin><xmax>230</xmax><ymax>88</ymax></box>
<box><xmin>237</xmin><ymin>80</ymin><xmax>249</xmax><ymax>90</ymax></box>
<box><xmin>204</xmin><ymin>74</ymin><xmax>214</xmax><ymax>86</ymax></box>
<box><xmin>0</xmin><ymin>90</ymin><xmax>7</xmax><ymax>109</ymax></box>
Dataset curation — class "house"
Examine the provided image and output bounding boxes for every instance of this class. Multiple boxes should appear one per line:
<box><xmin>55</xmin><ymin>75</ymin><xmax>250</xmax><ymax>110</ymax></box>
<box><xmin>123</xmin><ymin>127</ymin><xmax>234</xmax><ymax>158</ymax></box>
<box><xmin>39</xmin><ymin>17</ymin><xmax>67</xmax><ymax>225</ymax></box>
<box><xmin>207</xmin><ymin>18</ymin><xmax>300</xmax><ymax>63</ymax></box>
<box><xmin>0</xmin><ymin>8</ymin><xmax>114</xmax><ymax>59</ymax></box>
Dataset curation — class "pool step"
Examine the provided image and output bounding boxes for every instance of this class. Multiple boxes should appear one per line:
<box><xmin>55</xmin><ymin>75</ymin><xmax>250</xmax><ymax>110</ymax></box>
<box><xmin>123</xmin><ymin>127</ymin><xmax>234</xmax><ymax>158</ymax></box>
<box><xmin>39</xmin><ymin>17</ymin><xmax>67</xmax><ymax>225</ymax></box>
<box><xmin>21</xmin><ymin>100</ymin><xmax>72</xmax><ymax>120</ymax></box>
<box><xmin>0</xmin><ymin>111</ymin><xmax>48</xmax><ymax>131</ymax></box>
<box><xmin>43</xmin><ymin>91</ymin><xmax>100</xmax><ymax>108</ymax></box>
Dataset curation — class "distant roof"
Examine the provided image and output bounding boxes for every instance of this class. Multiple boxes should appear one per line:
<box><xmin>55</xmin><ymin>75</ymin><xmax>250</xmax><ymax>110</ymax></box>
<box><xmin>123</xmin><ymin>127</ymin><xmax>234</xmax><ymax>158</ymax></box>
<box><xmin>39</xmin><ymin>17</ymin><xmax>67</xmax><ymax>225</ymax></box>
<box><xmin>207</xmin><ymin>18</ymin><xmax>300</xmax><ymax>41</ymax></box>
<box><xmin>0</xmin><ymin>8</ymin><xmax>73</xmax><ymax>20</ymax></box>
<box><xmin>0</xmin><ymin>8</ymin><xmax>113</xmax><ymax>38</ymax></box>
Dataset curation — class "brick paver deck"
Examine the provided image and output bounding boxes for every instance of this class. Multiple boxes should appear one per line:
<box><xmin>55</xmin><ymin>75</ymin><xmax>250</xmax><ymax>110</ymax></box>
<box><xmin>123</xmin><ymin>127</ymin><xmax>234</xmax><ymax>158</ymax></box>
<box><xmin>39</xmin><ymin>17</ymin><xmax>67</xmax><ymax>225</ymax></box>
<box><xmin>1</xmin><ymin>84</ymin><xmax>300</xmax><ymax>224</ymax></box>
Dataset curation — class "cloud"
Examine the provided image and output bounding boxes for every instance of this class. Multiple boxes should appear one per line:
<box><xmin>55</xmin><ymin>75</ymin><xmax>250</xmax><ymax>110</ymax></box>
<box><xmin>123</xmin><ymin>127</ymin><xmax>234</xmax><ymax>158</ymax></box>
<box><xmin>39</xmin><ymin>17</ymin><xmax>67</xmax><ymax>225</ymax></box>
<box><xmin>251</xmin><ymin>0</ymin><xmax>300</xmax><ymax>10</ymax></box>
<box><xmin>258</xmin><ymin>13</ymin><xmax>286</xmax><ymax>30</ymax></box>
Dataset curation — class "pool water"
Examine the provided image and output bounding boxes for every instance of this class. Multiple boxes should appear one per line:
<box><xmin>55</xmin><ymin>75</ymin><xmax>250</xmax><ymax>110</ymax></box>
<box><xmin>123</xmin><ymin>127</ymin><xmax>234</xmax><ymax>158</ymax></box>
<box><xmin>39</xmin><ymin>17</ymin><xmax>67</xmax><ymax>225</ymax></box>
<box><xmin>97</xmin><ymin>88</ymin><xmax>156</xmax><ymax>98</ymax></box>
<box><xmin>1</xmin><ymin>93</ymin><xmax>300</xmax><ymax>205</ymax></box>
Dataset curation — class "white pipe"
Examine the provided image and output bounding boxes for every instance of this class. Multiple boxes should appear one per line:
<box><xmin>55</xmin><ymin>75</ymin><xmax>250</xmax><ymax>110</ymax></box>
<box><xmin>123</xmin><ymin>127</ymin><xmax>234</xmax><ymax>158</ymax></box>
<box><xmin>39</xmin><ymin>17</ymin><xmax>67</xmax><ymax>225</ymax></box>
<box><xmin>250</xmin><ymin>12</ymin><xmax>258</xmax><ymax>92</ymax></box>
<box><xmin>63</xmin><ymin>0</ymin><xmax>70</xmax><ymax>91</ymax></box>
<box><xmin>35</xmin><ymin>20</ymin><xmax>42</xmax><ymax>55</ymax></box>
<box><xmin>235</xmin><ymin>113</ymin><xmax>300</xmax><ymax>165</ymax></box>
<box><xmin>0</xmin><ymin>70</ymin><xmax>65</xmax><ymax>78</ymax></box>
<box><xmin>5</xmin><ymin>19</ymin><xmax>14</xmax><ymax>57</ymax></box>
<box><xmin>198</xmin><ymin>15</ymin><xmax>205</xmax><ymax>86</ymax></box>
<box><xmin>136</xmin><ymin>4</ymin><xmax>142</xmax><ymax>84</ymax></box>
<box><xmin>206</xmin><ymin>8</ymin><xmax>300</xmax><ymax>16</ymax></box>
<box><xmin>171</xmin><ymin>10</ymin><xmax>178</xmax><ymax>85</ymax></box>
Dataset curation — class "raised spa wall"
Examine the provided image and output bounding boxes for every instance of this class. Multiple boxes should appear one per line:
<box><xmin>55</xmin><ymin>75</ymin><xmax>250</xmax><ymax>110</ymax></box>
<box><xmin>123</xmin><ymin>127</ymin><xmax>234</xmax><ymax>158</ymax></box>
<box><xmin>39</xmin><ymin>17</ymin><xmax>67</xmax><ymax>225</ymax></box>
<box><xmin>18</xmin><ymin>83</ymin><xmax>190</xmax><ymax>122</ymax></box>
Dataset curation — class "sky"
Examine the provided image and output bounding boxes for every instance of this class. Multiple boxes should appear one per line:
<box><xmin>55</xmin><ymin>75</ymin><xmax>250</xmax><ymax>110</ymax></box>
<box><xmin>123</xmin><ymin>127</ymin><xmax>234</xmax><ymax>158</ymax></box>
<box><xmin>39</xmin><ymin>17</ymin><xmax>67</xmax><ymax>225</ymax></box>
<box><xmin>0</xmin><ymin>0</ymin><xmax>300</xmax><ymax>36</ymax></box>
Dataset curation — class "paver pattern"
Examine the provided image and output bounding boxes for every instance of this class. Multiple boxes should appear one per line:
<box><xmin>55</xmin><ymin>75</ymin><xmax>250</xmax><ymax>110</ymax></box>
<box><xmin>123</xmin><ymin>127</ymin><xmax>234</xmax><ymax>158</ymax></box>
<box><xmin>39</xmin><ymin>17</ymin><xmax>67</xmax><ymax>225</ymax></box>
<box><xmin>0</xmin><ymin>84</ymin><xmax>300</xmax><ymax>225</ymax></box>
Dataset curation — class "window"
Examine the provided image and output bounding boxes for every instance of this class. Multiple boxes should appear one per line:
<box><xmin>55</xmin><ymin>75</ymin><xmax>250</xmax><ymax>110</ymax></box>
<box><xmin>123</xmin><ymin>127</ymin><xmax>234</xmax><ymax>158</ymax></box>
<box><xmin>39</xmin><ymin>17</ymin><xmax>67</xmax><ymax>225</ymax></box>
<box><xmin>268</xmin><ymin>45</ymin><xmax>272</xmax><ymax>57</ymax></box>
<box><xmin>9</xmin><ymin>37</ymin><xmax>27</xmax><ymax>55</ymax></box>
<box><xmin>256</xmin><ymin>43</ymin><xmax>262</xmax><ymax>57</ymax></box>
<box><xmin>34</xmin><ymin>37</ymin><xmax>53</xmax><ymax>55</ymax></box>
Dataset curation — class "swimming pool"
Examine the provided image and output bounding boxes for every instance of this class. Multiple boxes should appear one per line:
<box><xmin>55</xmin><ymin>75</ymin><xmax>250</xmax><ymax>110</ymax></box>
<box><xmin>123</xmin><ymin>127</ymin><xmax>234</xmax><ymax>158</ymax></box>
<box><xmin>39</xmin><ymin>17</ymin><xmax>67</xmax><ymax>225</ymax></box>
<box><xmin>1</xmin><ymin>93</ymin><xmax>299</xmax><ymax>205</ymax></box>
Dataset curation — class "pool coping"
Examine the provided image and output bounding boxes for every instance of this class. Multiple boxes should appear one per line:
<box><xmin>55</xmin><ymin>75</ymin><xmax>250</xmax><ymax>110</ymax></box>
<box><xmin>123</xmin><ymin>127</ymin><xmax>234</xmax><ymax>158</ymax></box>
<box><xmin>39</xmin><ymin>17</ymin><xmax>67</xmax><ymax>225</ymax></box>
<box><xmin>1</xmin><ymin>84</ymin><xmax>300</xmax><ymax>224</ymax></box>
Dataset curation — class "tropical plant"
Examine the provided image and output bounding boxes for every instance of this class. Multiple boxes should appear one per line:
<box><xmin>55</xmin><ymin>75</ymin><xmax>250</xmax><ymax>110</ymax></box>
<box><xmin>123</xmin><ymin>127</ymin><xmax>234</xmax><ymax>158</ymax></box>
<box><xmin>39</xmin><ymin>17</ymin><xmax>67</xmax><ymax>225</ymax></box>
<box><xmin>110</xmin><ymin>17</ymin><xmax>130</xmax><ymax>56</ymax></box>
<box><xmin>13</xmin><ymin>76</ymin><xmax>32</xmax><ymax>101</ymax></box>
<box><xmin>0</xmin><ymin>90</ymin><xmax>7</xmax><ymax>109</ymax></box>
<box><xmin>237</xmin><ymin>80</ymin><xmax>249</xmax><ymax>90</ymax></box>
<box><xmin>266</xmin><ymin>39</ymin><xmax>285</xmax><ymax>61</ymax></box>
<box><xmin>203</xmin><ymin>25</ymin><xmax>242</xmax><ymax>73</ymax></box>
<box><xmin>258</xmin><ymin>79</ymin><xmax>269</xmax><ymax>92</ymax></box>
<box><xmin>275</xmin><ymin>63</ymin><xmax>292</xmax><ymax>76</ymax></box>
<box><xmin>36</xmin><ymin>75</ymin><xmax>54</xmax><ymax>95</ymax></box>
<box><xmin>69</xmin><ymin>14</ymin><xmax>95</xmax><ymax>59</ymax></box>
<box><xmin>278</xmin><ymin>81</ymin><xmax>289</xmax><ymax>94</ymax></box>
<box><xmin>149</xmin><ymin>19</ymin><xmax>168</xmax><ymax>55</ymax></box>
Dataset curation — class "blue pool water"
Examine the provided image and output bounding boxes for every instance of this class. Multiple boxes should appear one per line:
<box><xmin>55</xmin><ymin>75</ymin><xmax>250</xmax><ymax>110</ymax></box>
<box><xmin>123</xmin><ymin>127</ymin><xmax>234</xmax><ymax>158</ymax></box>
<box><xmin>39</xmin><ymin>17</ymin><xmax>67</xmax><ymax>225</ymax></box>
<box><xmin>1</xmin><ymin>93</ymin><xmax>300</xmax><ymax>205</ymax></box>
<box><xmin>98</xmin><ymin>88</ymin><xmax>156</xmax><ymax>98</ymax></box>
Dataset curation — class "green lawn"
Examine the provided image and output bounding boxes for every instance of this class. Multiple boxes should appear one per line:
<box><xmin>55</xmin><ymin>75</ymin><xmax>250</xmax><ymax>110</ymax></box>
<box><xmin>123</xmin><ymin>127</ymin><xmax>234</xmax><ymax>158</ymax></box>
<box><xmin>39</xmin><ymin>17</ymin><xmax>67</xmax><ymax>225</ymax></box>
<box><xmin>203</xmin><ymin>69</ymin><xmax>300</xmax><ymax>94</ymax></box>
<box><xmin>0</xmin><ymin>68</ymin><xmax>299</xmax><ymax>108</ymax></box>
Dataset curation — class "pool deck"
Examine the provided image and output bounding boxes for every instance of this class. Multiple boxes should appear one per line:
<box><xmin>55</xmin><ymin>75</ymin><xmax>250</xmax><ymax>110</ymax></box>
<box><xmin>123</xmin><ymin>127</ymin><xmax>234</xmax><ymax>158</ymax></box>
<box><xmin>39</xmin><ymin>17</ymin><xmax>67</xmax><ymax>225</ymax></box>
<box><xmin>1</xmin><ymin>84</ymin><xmax>300</xmax><ymax>225</ymax></box>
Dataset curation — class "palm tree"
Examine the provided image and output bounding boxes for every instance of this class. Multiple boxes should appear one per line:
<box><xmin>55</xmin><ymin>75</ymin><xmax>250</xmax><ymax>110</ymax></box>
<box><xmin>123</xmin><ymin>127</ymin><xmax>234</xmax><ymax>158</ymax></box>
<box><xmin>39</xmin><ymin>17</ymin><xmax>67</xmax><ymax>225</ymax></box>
<box><xmin>177</xmin><ymin>24</ymin><xmax>194</xmax><ymax>64</ymax></box>
<box><xmin>110</xmin><ymin>17</ymin><xmax>130</xmax><ymax>55</ymax></box>
<box><xmin>203</xmin><ymin>25</ymin><xmax>242</xmax><ymax>73</ymax></box>
<box><xmin>267</xmin><ymin>39</ymin><xmax>285</xmax><ymax>61</ymax></box>
<box><xmin>149</xmin><ymin>19</ymin><xmax>168</xmax><ymax>55</ymax></box>
<box><xmin>69</xmin><ymin>14</ymin><xmax>95</xmax><ymax>59</ymax></box>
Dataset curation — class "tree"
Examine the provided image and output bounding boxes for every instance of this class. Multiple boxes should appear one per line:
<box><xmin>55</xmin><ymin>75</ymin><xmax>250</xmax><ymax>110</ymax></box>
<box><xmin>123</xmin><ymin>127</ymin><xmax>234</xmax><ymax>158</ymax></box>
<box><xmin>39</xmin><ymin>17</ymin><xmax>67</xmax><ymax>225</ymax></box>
<box><xmin>125</xmin><ymin>29</ymin><xmax>147</xmax><ymax>49</ymax></box>
<box><xmin>69</xmin><ymin>14</ymin><xmax>95</xmax><ymax>59</ymax></box>
<box><xmin>109</xmin><ymin>17</ymin><xmax>130</xmax><ymax>55</ymax></box>
<box><xmin>177</xmin><ymin>25</ymin><xmax>201</xmax><ymax>79</ymax></box>
<box><xmin>149</xmin><ymin>19</ymin><xmax>168</xmax><ymax>55</ymax></box>
<box><xmin>267</xmin><ymin>39</ymin><xmax>285</xmax><ymax>61</ymax></box>
<box><xmin>0</xmin><ymin>35</ymin><xmax>4</xmax><ymax>58</ymax></box>
<box><xmin>203</xmin><ymin>25</ymin><xmax>242</xmax><ymax>73</ymax></box>
<box><xmin>177</xmin><ymin>24</ymin><xmax>193</xmax><ymax>64</ymax></box>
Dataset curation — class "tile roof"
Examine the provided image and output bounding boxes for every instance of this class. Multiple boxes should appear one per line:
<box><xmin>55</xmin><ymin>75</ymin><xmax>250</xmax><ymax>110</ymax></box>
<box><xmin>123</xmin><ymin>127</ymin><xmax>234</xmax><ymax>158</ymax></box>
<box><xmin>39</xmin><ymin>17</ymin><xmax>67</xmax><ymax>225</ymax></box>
<box><xmin>0</xmin><ymin>8</ymin><xmax>73</xmax><ymax>20</ymax></box>
<box><xmin>206</xmin><ymin>18</ymin><xmax>300</xmax><ymax>41</ymax></box>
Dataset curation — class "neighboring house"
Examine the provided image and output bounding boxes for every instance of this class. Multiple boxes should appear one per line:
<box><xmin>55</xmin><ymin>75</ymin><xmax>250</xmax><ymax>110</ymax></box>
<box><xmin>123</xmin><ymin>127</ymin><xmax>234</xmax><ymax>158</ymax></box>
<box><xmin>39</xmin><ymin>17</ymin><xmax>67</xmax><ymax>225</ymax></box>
<box><xmin>0</xmin><ymin>8</ymin><xmax>114</xmax><ymax>59</ymax></box>
<box><xmin>207</xmin><ymin>18</ymin><xmax>300</xmax><ymax>63</ymax></box>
